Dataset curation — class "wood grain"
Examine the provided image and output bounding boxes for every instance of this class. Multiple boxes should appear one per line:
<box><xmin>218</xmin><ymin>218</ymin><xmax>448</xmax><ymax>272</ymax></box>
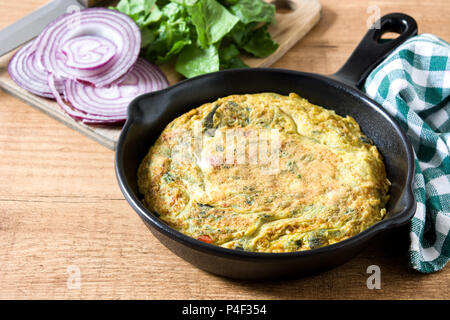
<box><xmin>0</xmin><ymin>0</ymin><xmax>321</xmax><ymax>150</ymax></box>
<box><xmin>0</xmin><ymin>0</ymin><xmax>449</xmax><ymax>300</ymax></box>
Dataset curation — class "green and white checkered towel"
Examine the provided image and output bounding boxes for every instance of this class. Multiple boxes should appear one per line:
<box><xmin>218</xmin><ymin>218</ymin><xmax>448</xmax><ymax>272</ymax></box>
<box><xmin>363</xmin><ymin>34</ymin><xmax>450</xmax><ymax>273</ymax></box>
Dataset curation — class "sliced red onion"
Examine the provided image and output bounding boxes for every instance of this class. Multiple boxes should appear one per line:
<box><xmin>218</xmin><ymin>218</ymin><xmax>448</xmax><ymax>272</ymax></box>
<box><xmin>61</xmin><ymin>35</ymin><xmax>116</xmax><ymax>70</ymax></box>
<box><xmin>9</xmin><ymin>8</ymin><xmax>170</xmax><ymax>126</ymax></box>
<box><xmin>35</xmin><ymin>8</ymin><xmax>140</xmax><ymax>87</ymax></box>
<box><xmin>64</xmin><ymin>58</ymin><xmax>169</xmax><ymax>119</ymax></box>
<box><xmin>48</xmin><ymin>74</ymin><xmax>125</xmax><ymax>124</ymax></box>
<box><xmin>8</xmin><ymin>41</ymin><xmax>64</xmax><ymax>99</ymax></box>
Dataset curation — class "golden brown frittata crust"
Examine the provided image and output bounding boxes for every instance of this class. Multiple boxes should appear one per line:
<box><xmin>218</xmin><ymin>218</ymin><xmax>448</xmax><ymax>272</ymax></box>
<box><xmin>138</xmin><ymin>93</ymin><xmax>390</xmax><ymax>252</ymax></box>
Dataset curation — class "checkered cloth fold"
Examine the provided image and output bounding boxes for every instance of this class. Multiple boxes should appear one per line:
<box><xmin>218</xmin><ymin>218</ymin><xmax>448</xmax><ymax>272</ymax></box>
<box><xmin>363</xmin><ymin>34</ymin><xmax>450</xmax><ymax>273</ymax></box>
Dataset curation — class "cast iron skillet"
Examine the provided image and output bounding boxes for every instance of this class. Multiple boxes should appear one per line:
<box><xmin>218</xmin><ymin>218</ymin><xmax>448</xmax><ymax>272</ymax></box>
<box><xmin>115</xmin><ymin>13</ymin><xmax>417</xmax><ymax>280</ymax></box>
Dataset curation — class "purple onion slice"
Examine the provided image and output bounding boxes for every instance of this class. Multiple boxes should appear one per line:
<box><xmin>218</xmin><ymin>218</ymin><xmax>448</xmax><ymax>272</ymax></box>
<box><xmin>48</xmin><ymin>74</ymin><xmax>126</xmax><ymax>125</ymax></box>
<box><xmin>8</xmin><ymin>41</ymin><xmax>64</xmax><ymax>99</ymax></box>
<box><xmin>50</xmin><ymin>58</ymin><xmax>169</xmax><ymax>124</ymax></box>
<box><xmin>8</xmin><ymin>8</ymin><xmax>170</xmax><ymax>126</ymax></box>
<box><xmin>61</xmin><ymin>35</ymin><xmax>117</xmax><ymax>70</ymax></box>
<box><xmin>35</xmin><ymin>8</ymin><xmax>141</xmax><ymax>87</ymax></box>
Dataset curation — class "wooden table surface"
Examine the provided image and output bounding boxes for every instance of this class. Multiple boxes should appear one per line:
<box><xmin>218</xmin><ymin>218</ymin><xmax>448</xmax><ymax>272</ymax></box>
<box><xmin>0</xmin><ymin>0</ymin><xmax>449</xmax><ymax>300</ymax></box>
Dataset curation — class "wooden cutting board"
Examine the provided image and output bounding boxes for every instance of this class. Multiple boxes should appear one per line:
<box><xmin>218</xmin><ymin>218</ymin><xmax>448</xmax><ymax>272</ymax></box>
<box><xmin>0</xmin><ymin>0</ymin><xmax>321</xmax><ymax>150</ymax></box>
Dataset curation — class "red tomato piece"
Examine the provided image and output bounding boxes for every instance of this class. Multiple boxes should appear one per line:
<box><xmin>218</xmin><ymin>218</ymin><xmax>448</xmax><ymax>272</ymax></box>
<box><xmin>197</xmin><ymin>235</ymin><xmax>213</xmax><ymax>244</ymax></box>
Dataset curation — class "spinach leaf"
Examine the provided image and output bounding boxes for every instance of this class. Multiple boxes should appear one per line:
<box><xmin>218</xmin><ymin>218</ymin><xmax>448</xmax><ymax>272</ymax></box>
<box><xmin>113</xmin><ymin>0</ymin><xmax>278</xmax><ymax>78</ymax></box>
<box><xmin>138</xmin><ymin>6</ymin><xmax>162</xmax><ymax>27</ymax></box>
<box><xmin>229</xmin><ymin>0</ymin><xmax>275</xmax><ymax>24</ymax></box>
<box><xmin>219</xmin><ymin>43</ymin><xmax>248</xmax><ymax>69</ymax></box>
<box><xmin>141</xmin><ymin>27</ymin><xmax>154</xmax><ymax>48</ymax></box>
<box><xmin>143</xmin><ymin>2</ymin><xmax>192</xmax><ymax>64</ymax></box>
<box><xmin>187</xmin><ymin>0</ymin><xmax>239</xmax><ymax>48</ymax></box>
<box><xmin>240</xmin><ymin>24</ymin><xmax>279</xmax><ymax>58</ymax></box>
<box><xmin>228</xmin><ymin>21</ymin><xmax>278</xmax><ymax>58</ymax></box>
<box><xmin>176</xmin><ymin>43</ymin><xmax>220</xmax><ymax>78</ymax></box>
<box><xmin>171</xmin><ymin>0</ymin><xmax>198</xmax><ymax>5</ymax></box>
<box><xmin>228</xmin><ymin>21</ymin><xmax>255</xmax><ymax>45</ymax></box>
<box><xmin>156</xmin><ymin>0</ymin><xmax>171</xmax><ymax>5</ymax></box>
<box><xmin>217</xmin><ymin>0</ymin><xmax>239</xmax><ymax>5</ymax></box>
<box><xmin>114</xmin><ymin>0</ymin><xmax>162</xmax><ymax>28</ymax></box>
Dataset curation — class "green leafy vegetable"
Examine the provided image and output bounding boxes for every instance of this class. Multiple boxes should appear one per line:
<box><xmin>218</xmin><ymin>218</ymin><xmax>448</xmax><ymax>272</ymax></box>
<box><xmin>114</xmin><ymin>0</ymin><xmax>278</xmax><ymax>78</ymax></box>
<box><xmin>228</xmin><ymin>21</ymin><xmax>255</xmax><ymax>45</ymax></box>
<box><xmin>176</xmin><ymin>43</ymin><xmax>220</xmax><ymax>78</ymax></box>
<box><xmin>219</xmin><ymin>43</ymin><xmax>248</xmax><ymax>69</ymax></box>
<box><xmin>240</xmin><ymin>24</ymin><xmax>279</xmax><ymax>58</ymax></box>
<box><xmin>112</xmin><ymin>0</ymin><xmax>162</xmax><ymax>28</ymax></box>
<box><xmin>143</xmin><ymin>2</ymin><xmax>192</xmax><ymax>64</ymax></box>
<box><xmin>156</xmin><ymin>0</ymin><xmax>171</xmax><ymax>5</ymax></box>
<box><xmin>218</xmin><ymin>0</ymin><xmax>239</xmax><ymax>5</ymax></box>
<box><xmin>187</xmin><ymin>0</ymin><xmax>239</xmax><ymax>48</ymax></box>
<box><xmin>229</xmin><ymin>22</ymin><xmax>278</xmax><ymax>58</ymax></box>
<box><xmin>220</xmin><ymin>43</ymin><xmax>240</xmax><ymax>61</ymax></box>
<box><xmin>229</xmin><ymin>0</ymin><xmax>275</xmax><ymax>24</ymax></box>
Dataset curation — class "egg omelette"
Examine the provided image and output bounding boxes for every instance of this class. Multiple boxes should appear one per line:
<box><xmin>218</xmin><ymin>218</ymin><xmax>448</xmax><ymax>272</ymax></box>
<box><xmin>137</xmin><ymin>93</ymin><xmax>390</xmax><ymax>252</ymax></box>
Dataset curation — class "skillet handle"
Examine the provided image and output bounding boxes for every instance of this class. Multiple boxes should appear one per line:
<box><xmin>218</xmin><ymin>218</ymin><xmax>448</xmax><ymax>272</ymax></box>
<box><xmin>332</xmin><ymin>13</ymin><xmax>418</xmax><ymax>88</ymax></box>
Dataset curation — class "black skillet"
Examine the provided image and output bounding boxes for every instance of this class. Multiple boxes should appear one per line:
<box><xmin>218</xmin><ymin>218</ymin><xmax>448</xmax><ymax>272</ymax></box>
<box><xmin>115</xmin><ymin>13</ymin><xmax>417</xmax><ymax>280</ymax></box>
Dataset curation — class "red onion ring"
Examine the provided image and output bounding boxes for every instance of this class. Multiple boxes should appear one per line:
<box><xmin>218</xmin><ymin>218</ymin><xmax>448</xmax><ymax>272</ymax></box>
<box><xmin>48</xmin><ymin>74</ymin><xmax>126</xmax><ymax>124</ymax></box>
<box><xmin>8</xmin><ymin>41</ymin><xmax>64</xmax><ymax>99</ymax></box>
<box><xmin>64</xmin><ymin>58</ymin><xmax>169</xmax><ymax>119</ymax></box>
<box><xmin>35</xmin><ymin>8</ymin><xmax>140</xmax><ymax>87</ymax></box>
<box><xmin>61</xmin><ymin>35</ymin><xmax>116</xmax><ymax>70</ymax></box>
<box><xmin>9</xmin><ymin>8</ymin><xmax>170</xmax><ymax>126</ymax></box>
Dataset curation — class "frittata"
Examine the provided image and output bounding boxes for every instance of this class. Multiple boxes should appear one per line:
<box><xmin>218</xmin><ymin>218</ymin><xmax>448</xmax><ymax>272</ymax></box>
<box><xmin>137</xmin><ymin>93</ymin><xmax>390</xmax><ymax>252</ymax></box>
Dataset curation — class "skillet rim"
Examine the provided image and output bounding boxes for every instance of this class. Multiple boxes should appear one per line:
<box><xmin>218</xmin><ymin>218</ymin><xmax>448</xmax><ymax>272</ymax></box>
<box><xmin>115</xmin><ymin>67</ymin><xmax>416</xmax><ymax>261</ymax></box>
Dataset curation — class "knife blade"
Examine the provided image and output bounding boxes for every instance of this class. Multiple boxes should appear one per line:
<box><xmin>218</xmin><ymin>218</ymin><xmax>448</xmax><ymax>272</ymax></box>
<box><xmin>0</xmin><ymin>0</ymin><xmax>104</xmax><ymax>57</ymax></box>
